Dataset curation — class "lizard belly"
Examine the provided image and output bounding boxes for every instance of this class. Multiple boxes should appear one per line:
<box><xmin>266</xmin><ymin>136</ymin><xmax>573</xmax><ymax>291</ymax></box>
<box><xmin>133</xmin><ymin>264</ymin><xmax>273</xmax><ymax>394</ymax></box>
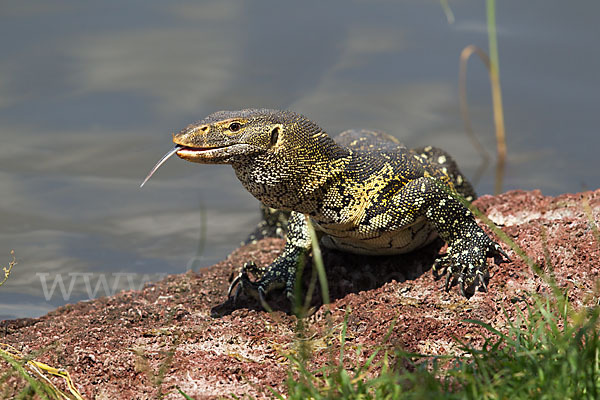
<box><xmin>316</xmin><ymin>218</ymin><xmax>438</xmax><ymax>255</ymax></box>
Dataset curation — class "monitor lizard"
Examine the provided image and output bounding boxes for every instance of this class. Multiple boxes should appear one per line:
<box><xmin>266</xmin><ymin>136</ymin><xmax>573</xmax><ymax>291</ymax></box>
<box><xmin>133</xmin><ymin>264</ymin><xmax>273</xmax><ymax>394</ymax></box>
<box><xmin>142</xmin><ymin>109</ymin><xmax>509</xmax><ymax>307</ymax></box>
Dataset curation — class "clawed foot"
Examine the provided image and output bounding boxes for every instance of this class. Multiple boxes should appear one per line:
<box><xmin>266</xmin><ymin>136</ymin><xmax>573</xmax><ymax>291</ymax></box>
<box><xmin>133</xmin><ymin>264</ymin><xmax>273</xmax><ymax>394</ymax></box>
<box><xmin>228</xmin><ymin>261</ymin><xmax>270</xmax><ymax>309</ymax></box>
<box><xmin>228</xmin><ymin>261</ymin><xmax>294</xmax><ymax>311</ymax></box>
<box><xmin>433</xmin><ymin>239</ymin><xmax>510</xmax><ymax>297</ymax></box>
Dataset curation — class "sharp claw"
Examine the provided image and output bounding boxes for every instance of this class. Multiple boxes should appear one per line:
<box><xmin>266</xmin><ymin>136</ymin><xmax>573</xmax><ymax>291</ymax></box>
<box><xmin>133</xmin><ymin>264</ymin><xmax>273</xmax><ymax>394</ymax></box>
<box><xmin>459</xmin><ymin>281</ymin><xmax>466</xmax><ymax>297</ymax></box>
<box><xmin>233</xmin><ymin>285</ymin><xmax>242</xmax><ymax>304</ymax></box>
<box><xmin>444</xmin><ymin>273</ymin><xmax>452</xmax><ymax>291</ymax></box>
<box><xmin>285</xmin><ymin>289</ymin><xmax>295</xmax><ymax>304</ymax></box>
<box><xmin>433</xmin><ymin>263</ymin><xmax>442</xmax><ymax>278</ymax></box>
<box><xmin>496</xmin><ymin>246</ymin><xmax>511</xmax><ymax>262</ymax></box>
<box><xmin>228</xmin><ymin>275</ymin><xmax>242</xmax><ymax>298</ymax></box>
<box><xmin>258</xmin><ymin>287</ymin><xmax>273</xmax><ymax>312</ymax></box>
<box><xmin>478</xmin><ymin>275</ymin><xmax>488</xmax><ymax>292</ymax></box>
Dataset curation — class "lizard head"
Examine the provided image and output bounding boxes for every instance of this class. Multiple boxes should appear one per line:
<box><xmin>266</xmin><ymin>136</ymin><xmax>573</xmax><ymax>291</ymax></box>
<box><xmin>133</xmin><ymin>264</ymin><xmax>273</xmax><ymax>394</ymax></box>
<box><xmin>141</xmin><ymin>109</ymin><xmax>339</xmax><ymax>195</ymax></box>
<box><xmin>172</xmin><ymin>108</ymin><xmax>291</xmax><ymax>164</ymax></box>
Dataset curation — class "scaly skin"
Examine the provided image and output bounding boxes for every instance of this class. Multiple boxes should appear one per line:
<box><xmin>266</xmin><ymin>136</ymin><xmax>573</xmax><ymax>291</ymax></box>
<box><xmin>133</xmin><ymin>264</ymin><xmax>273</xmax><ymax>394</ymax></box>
<box><xmin>170</xmin><ymin>109</ymin><xmax>509</xmax><ymax>306</ymax></box>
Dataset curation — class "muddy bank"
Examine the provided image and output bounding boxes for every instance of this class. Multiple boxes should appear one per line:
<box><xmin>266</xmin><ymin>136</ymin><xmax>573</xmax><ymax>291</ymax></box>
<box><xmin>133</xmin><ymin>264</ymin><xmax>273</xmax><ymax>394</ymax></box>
<box><xmin>1</xmin><ymin>189</ymin><xmax>599</xmax><ymax>399</ymax></box>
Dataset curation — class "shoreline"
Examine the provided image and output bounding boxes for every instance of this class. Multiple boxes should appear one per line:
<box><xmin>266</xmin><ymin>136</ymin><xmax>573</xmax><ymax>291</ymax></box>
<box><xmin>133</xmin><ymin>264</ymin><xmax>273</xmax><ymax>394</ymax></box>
<box><xmin>2</xmin><ymin>189</ymin><xmax>599</xmax><ymax>399</ymax></box>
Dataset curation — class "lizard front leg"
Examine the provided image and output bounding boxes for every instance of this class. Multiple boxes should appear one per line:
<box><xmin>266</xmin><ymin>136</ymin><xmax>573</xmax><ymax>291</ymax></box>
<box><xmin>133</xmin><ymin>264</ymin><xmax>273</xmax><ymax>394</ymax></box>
<box><xmin>391</xmin><ymin>177</ymin><xmax>509</xmax><ymax>296</ymax></box>
<box><xmin>228</xmin><ymin>211</ymin><xmax>311</xmax><ymax>308</ymax></box>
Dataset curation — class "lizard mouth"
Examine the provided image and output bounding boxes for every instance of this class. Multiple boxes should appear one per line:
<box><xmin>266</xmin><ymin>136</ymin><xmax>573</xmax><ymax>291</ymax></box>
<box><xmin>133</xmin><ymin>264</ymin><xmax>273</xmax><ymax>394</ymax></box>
<box><xmin>175</xmin><ymin>145</ymin><xmax>230</xmax><ymax>156</ymax></box>
<box><xmin>139</xmin><ymin>144</ymin><xmax>235</xmax><ymax>188</ymax></box>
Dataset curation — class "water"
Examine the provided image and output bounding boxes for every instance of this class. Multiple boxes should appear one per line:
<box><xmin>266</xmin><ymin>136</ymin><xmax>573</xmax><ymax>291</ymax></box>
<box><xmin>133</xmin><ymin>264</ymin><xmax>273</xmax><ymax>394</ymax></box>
<box><xmin>1</xmin><ymin>1</ymin><xmax>598</xmax><ymax>319</ymax></box>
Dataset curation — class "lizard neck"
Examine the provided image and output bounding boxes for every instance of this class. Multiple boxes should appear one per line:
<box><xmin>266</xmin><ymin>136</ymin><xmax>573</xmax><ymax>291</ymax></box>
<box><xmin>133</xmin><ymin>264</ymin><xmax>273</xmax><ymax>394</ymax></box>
<box><xmin>231</xmin><ymin>124</ymin><xmax>348</xmax><ymax>214</ymax></box>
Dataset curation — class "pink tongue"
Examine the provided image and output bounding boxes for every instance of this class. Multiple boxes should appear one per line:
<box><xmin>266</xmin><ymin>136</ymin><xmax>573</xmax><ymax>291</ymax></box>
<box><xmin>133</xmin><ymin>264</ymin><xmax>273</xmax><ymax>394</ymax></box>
<box><xmin>139</xmin><ymin>146</ymin><xmax>181</xmax><ymax>188</ymax></box>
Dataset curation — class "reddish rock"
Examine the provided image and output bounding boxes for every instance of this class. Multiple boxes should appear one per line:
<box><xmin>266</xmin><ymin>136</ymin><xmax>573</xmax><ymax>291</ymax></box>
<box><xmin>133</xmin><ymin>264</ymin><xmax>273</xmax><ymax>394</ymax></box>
<box><xmin>1</xmin><ymin>189</ymin><xmax>599</xmax><ymax>399</ymax></box>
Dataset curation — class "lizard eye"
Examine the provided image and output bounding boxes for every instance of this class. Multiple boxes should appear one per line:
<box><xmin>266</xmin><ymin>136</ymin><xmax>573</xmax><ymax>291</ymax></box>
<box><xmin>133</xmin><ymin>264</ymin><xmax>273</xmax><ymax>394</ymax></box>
<box><xmin>228</xmin><ymin>122</ymin><xmax>241</xmax><ymax>132</ymax></box>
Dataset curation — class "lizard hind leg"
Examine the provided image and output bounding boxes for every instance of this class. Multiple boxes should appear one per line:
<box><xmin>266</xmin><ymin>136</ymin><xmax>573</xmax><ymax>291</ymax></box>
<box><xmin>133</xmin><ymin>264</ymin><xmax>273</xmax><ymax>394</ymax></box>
<box><xmin>243</xmin><ymin>204</ymin><xmax>291</xmax><ymax>245</ymax></box>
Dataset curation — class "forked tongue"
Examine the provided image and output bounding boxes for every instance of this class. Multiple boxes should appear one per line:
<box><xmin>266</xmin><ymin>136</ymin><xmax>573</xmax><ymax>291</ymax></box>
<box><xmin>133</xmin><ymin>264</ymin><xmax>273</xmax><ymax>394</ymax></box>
<box><xmin>140</xmin><ymin>145</ymin><xmax>182</xmax><ymax>188</ymax></box>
